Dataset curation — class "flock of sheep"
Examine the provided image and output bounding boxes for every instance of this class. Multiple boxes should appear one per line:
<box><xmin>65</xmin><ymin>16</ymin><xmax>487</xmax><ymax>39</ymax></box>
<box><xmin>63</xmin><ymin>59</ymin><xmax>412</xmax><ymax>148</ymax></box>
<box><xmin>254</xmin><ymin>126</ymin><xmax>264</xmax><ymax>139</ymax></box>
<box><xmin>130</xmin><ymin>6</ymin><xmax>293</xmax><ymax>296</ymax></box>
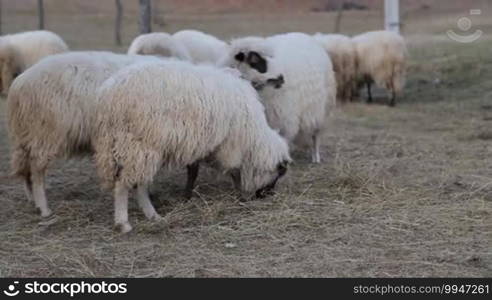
<box><xmin>0</xmin><ymin>28</ymin><xmax>407</xmax><ymax>233</ymax></box>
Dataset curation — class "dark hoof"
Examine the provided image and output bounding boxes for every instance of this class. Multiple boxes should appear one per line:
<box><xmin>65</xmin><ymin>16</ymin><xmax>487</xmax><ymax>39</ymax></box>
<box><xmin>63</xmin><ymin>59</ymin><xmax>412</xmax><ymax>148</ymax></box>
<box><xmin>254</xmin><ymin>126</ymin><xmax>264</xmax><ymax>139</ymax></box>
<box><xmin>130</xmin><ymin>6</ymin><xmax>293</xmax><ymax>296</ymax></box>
<box><xmin>183</xmin><ymin>191</ymin><xmax>193</xmax><ymax>200</ymax></box>
<box><xmin>38</xmin><ymin>214</ymin><xmax>58</xmax><ymax>226</ymax></box>
<box><xmin>115</xmin><ymin>222</ymin><xmax>132</xmax><ymax>233</ymax></box>
<box><xmin>149</xmin><ymin>192</ymin><xmax>160</xmax><ymax>203</ymax></box>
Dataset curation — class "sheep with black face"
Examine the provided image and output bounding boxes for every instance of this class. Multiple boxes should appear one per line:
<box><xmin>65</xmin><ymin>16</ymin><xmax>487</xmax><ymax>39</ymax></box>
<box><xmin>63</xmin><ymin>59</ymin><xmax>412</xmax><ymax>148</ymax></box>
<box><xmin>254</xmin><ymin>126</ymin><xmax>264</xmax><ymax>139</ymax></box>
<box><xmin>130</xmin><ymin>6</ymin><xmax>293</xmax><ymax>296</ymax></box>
<box><xmin>221</xmin><ymin>32</ymin><xmax>337</xmax><ymax>163</ymax></box>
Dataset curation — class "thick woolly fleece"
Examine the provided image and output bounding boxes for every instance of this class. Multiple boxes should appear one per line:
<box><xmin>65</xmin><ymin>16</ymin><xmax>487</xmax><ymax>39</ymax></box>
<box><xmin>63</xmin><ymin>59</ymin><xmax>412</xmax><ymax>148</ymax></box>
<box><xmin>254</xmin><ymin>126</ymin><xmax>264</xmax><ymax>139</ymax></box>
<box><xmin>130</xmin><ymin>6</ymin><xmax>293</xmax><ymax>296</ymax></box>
<box><xmin>352</xmin><ymin>30</ymin><xmax>407</xmax><ymax>96</ymax></box>
<box><xmin>173</xmin><ymin>30</ymin><xmax>229</xmax><ymax>65</ymax></box>
<box><xmin>314</xmin><ymin>33</ymin><xmax>357</xmax><ymax>102</ymax></box>
<box><xmin>127</xmin><ymin>32</ymin><xmax>192</xmax><ymax>61</ymax></box>
<box><xmin>0</xmin><ymin>30</ymin><xmax>68</xmax><ymax>93</ymax></box>
<box><xmin>224</xmin><ymin>32</ymin><xmax>337</xmax><ymax>162</ymax></box>
<box><xmin>8</xmin><ymin>51</ymin><xmax>162</xmax><ymax>177</ymax></box>
<box><xmin>93</xmin><ymin>60</ymin><xmax>291</xmax><ymax>193</ymax></box>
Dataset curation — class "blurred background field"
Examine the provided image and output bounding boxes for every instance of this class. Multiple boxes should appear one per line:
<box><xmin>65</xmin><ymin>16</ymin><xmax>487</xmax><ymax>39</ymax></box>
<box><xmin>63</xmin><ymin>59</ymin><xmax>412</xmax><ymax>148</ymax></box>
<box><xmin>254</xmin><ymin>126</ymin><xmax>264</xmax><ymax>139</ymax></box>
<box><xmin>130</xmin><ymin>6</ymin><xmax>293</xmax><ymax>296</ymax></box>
<box><xmin>2</xmin><ymin>0</ymin><xmax>492</xmax><ymax>50</ymax></box>
<box><xmin>0</xmin><ymin>0</ymin><xmax>490</xmax><ymax>277</ymax></box>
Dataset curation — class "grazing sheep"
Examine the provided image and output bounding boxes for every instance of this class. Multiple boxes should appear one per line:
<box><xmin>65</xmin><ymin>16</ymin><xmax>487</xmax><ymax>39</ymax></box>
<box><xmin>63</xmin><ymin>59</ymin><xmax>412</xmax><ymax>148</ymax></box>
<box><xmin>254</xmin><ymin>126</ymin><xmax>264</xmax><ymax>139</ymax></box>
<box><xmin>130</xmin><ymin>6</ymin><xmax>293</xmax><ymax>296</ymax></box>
<box><xmin>0</xmin><ymin>30</ymin><xmax>68</xmax><ymax>94</ymax></box>
<box><xmin>352</xmin><ymin>30</ymin><xmax>407</xmax><ymax>106</ymax></box>
<box><xmin>173</xmin><ymin>30</ymin><xmax>229</xmax><ymax>64</ymax></box>
<box><xmin>314</xmin><ymin>33</ymin><xmax>357</xmax><ymax>103</ymax></box>
<box><xmin>221</xmin><ymin>32</ymin><xmax>336</xmax><ymax>163</ymax></box>
<box><xmin>127</xmin><ymin>32</ymin><xmax>192</xmax><ymax>61</ymax></box>
<box><xmin>184</xmin><ymin>60</ymin><xmax>284</xmax><ymax>200</ymax></box>
<box><xmin>7</xmin><ymin>51</ymin><xmax>162</xmax><ymax>219</ymax></box>
<box><xmin>93</xmin><ymin>61</ymin><xmax>291</xmax><ymax>232</ymax></box>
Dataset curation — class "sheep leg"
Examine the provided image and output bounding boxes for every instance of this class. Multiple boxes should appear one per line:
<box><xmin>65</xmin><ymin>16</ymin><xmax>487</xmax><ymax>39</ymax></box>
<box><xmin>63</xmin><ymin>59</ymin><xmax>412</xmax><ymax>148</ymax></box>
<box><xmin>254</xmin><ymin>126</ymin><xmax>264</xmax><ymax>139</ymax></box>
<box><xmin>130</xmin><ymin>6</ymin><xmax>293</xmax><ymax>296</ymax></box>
<box><xmin>136</xmin><ymin>184</ymin><xmax>161</xmax><ymax>221</ymax></box>
<box><xmin>366</xmin><ymin>81</ymin><xmax>373</xmax><ymax>103</ymax></box>
<box><xmin>311</xmin><ymin>134</ymin><xmax>321</xmax><ymax>164</ymax></box>
<box><xmin>230</xmin><ymin>170</ymin><xmax>249</xmax><ymax>202</ymax></box>
<box><xmin>346</xmin><ymin>86</ymin><xmax>353</xmax><ymax>102</ymax></box>
<box><xmin>23</xmin><ymin>172</ymin><xmax>34</xmax><ymax>203</ymax></box>
<box><xmin>114</xmin><ymin>182</ymin><xmax>132</xmax><ymax>233</ymax></box>
<box><xmin>31</xmin><ymin>167</ymin><xmax>52</xmax><ymax>218</ymax></box>
<box><xmin>352</xmin><ymin>82</ymin><xmax>360</xmax><ymax>102</ymax></box>
<box><xmin>184</xmin><ymin>162</ymin><xmax>200</xmax><ymax>199</ymax></box>
<box><xmin>389</xmin><ymin>89</ymin><xmax>396</xmax><ymax>107</ymax></box>
<box><xmin>230</xmin><ymin>169</ymin><xmax>241</xmax><ymax>191</ymax></box>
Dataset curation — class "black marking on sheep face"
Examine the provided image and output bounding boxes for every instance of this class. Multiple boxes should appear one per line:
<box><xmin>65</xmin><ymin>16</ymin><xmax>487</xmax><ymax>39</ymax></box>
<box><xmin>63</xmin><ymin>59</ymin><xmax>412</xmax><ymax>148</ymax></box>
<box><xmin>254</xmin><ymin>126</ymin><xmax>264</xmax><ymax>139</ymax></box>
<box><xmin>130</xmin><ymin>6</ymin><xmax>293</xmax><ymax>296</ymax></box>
<box><xmin>251</xmin><ymin>74</ymin><xmax>285</xmax><ymax>91</ymax></box>
<box><xmin>255</xmin><ymin>160</ymin><xmax>289</xmax><ymax>199</ymax></box>
<box><xmin>246</xmin><ymin>51</ymin><xmax>267</xmax><ymax>74</ymax></box>
<box><xmin>255</xmin><ymin>180</ymin><xmax>276</xmax><ymax>199</ymax></box>
<box><xmin>234</xmin><ymin>52</ymin><xmax>245</xmax><ymax>62</ymax></box>
<box><xmin>277</xmin><ymin>159</ymin><xmax>289</xmax><ymax>177</ymax></box>
<box><xmin>267</xmin><ymin>74</ymin><xmax>284</xmax><ymax>89</ymax></box>
<box><xmin>251</xmin><ymin>80</ymin><xmax>264</xmax><ymax>91</ymax></box>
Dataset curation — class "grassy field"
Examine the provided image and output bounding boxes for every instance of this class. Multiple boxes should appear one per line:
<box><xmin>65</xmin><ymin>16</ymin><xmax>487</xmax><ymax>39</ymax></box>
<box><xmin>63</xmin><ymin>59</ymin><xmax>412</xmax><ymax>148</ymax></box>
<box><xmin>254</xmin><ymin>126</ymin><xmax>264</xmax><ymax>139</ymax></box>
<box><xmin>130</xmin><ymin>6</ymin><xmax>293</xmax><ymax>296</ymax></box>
<box><xmin>0</xmin><ymin>9</ymin><xmax>491</xmax><ymax>277</ymax></box>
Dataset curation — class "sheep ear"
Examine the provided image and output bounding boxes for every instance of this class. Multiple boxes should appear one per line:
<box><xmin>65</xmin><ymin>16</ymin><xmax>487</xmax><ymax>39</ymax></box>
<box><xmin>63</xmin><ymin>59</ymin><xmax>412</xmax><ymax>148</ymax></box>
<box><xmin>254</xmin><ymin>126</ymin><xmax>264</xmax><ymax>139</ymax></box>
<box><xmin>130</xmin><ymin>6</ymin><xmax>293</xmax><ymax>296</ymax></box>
<box><xmin>246</xmin><ymin>51</ymin><xmax>267</xmax><ymax>73</ymax></box>
<box><xmin>234</xmin><ymin>52</ymin><xmax>245</xmax><ymax>62</ymax></box>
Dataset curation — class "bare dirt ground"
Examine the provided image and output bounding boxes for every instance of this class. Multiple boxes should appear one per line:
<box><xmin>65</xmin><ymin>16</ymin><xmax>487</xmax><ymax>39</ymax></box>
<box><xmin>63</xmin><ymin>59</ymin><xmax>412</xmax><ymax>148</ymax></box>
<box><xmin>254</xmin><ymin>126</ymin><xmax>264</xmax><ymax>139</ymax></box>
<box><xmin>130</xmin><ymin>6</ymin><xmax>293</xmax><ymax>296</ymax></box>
<box><xmin>0</xmin><ymin>9</ymin><xmax>491</xmax><ymax>277</ymax></box>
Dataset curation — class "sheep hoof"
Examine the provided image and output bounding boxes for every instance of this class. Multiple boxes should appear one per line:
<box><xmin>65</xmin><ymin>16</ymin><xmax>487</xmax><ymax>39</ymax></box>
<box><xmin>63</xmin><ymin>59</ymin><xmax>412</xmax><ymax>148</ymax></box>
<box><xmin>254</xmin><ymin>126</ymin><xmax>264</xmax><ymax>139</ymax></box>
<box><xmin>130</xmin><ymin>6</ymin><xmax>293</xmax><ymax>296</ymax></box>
<box><xmin>40</xmin><ymin>208</ymin><xmax>53</xmax><ymax>219</ymax></box>
<box><xmin>183</xmin><ymin>191</ymin><xmax>194</xmax><ymax>200</ymax></box>
<box><xmin>116</xmin><ymin>222</ymin><xmax>133</xmax><ymax>233</ymax></box>
<box><xmin>150</xmin><ymin>213</ymin><xmax>163</xmax><ymax>222</ymax></box>
<box><xmin>38</xmin><ymin>214</ymin><xmax>58</xmax><ymax>226</ymax></box>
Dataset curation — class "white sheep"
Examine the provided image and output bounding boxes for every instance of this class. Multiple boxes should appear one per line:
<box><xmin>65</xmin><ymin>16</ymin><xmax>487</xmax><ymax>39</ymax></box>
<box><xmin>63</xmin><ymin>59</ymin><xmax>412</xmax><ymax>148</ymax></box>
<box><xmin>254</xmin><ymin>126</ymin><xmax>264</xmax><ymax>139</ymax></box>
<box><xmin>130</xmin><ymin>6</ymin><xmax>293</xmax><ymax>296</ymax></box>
<box><xmin>352</xmin><ymin>30</ymin><xmax>407</xmax><ymax>106</ymax></box>
<box><xmin>0</xmin><ymin>30</ymin><xmax>68</xmax><ymax>94</ymax></box>
<box><xmin>313</xmin><ymin>33</ymin><xmax>357</xmax><ymax>103</ymax></box>
<box><xmin>93</xmin><ymin>60</ymin><xmax>291</xmax><ymax>232</ymax></box>
<box><xmin>221</xmin><ymin>32</ymin><xmax>337</xmax><ymax>163</ymax></box>
<box><xmin>7</xmin><ymin>51</ymin><xmax>162</xmax><ymax>220</ymax></box>
<box><xmin>127</xmin><ymin>32</ymin><xmax>192</xmax><ymax>61</ymax></box>
<box><xmin>173</xmin><ymin>30</ymin><xmax>229</xmax><ymax>65</ymax></box>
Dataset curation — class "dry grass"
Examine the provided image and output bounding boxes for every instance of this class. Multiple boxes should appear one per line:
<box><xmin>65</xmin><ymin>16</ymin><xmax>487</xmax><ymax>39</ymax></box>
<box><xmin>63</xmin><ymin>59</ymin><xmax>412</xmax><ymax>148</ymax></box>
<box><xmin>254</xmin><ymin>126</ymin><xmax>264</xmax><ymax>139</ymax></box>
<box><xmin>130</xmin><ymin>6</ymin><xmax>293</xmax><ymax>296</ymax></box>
<box><xmin>0</xmin><ymin>8</ymin><xmax>491</xmax><ymax>277</ymax></box>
